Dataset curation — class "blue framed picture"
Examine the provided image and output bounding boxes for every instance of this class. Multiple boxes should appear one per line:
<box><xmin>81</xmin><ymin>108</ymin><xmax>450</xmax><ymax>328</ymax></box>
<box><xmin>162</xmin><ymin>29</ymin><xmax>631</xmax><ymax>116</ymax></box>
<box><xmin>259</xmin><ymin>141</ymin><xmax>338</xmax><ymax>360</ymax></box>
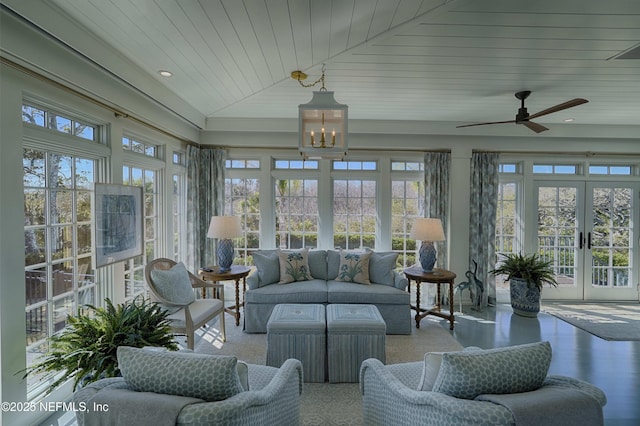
<box><xmin>93</xmin><ymin>183</ymin><xmax>143</xmax><ymax>268</ymax></box>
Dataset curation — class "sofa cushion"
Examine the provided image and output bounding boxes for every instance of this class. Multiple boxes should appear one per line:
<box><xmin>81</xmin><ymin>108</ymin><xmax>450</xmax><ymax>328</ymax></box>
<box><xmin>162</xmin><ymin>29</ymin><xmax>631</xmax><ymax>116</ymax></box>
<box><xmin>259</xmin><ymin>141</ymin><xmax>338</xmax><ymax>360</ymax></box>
<box><xmin>307</xmin><ymin>250</ymin><xmax>328</xmax><ymax>280</ymax></box>
<box><xmin>327</xmin><ymin>281</ymin><xmax>410</xmax><ymax>305</ymax></box>
<box><xmin>277</xmin><ymin>248</ymin><xmax>313</xmax><ymax>283</ymax></box>
<box><xmin>252</xmin><ymin>250</ymin><xmax>280</xmax><ymax>287</ymax></box>
<box><xmin>245</xmin><ymin>279</ymin><xmax>329</xmax><ymax>304</ymax></box>
<box><xmin>368</xmin><ymin>252</ymin><xmax>399</xmax><ymax>286</ymax></box>
<box><xmin>431</xmin><ymin>341</ymin><xmax>552</xmax><ymax>400</ymax></box>
<box><xmin>327</xmin><ymin>250</ymin><xmax>341</xmax><ymax>280</ymax></box>
<box><xmin>117</xmin><ymin>346</ymin><xmax>244</xmax><ymax>402</ymax></box>
<box><xmin>335</xmin><ymin>250</ymin><xmax>371</xmax><ymax>284</ymax></box>
<box><xmin>150</xmin><ymin>262</ymin><xmax>195</xmax><ymax>313</ymax></box>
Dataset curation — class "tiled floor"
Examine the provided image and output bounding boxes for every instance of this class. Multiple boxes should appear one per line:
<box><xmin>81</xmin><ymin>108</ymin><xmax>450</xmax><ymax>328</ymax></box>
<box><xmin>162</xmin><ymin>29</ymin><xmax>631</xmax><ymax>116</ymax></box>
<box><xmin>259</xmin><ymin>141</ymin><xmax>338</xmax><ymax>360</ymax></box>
<box><xmin>446</xmin><ymin>303</ymin><xmax>640</xmax><ymax>426</ymax></box>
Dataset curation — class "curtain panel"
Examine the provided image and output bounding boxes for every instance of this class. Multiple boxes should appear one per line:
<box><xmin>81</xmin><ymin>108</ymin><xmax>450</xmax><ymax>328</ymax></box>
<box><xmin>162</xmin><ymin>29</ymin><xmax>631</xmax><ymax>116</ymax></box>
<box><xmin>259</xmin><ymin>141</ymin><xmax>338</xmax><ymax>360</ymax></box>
<box><xmin>186</xmin><ymin>146</ymin><xmax>226</xmax><ymax>271</ymax></box>
<box><xmin>469</xmin><ymin>152</ymin><xmax>500</xmax><ymax>307</ymax></box>
<box><xmin>423</xmin><ymin>152</ymin><xmax>451</xmax><ymax>270</ymax></box>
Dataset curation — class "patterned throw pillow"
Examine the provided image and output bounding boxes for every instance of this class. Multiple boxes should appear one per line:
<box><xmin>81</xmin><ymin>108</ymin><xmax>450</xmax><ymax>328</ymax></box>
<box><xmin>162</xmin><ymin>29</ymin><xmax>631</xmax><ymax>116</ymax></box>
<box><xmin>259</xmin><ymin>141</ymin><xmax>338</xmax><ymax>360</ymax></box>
<box><xmin>150</xmin><ymin>262</ymin><xmax>196</xmax><ymax>313</ymax></box>
<box><xmin>117</xmin><ymin>346</ymin><xmax>244</xmax><ymax>402</ymax></box>
<box><xmin>277</xmin><ymin>248</ymin><xmax>313</xmax><ymax>283</ymax></box>
<box><xmin>431</xmin><ymin>341</ymin><xmax>552</xmax><ymax>399</ymax></box>
<box><xmin>335</xmin><ymin>250</ymin><xmax>371</xmax><ymax>284</ymax></box>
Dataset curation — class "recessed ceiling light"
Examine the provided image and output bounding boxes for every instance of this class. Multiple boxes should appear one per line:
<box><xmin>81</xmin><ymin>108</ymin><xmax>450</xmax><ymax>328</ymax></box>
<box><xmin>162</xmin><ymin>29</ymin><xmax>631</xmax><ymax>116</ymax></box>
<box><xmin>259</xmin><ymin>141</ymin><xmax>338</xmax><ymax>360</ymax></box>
<box><xmin>158</xmin><ymin>70</ymin><xmax>173</xmax><ymax>77</ymax></box>
<box><xmin>563</xmin><ymin>118</ymin><xmax>575</xmax><ymax>123</ymax></box>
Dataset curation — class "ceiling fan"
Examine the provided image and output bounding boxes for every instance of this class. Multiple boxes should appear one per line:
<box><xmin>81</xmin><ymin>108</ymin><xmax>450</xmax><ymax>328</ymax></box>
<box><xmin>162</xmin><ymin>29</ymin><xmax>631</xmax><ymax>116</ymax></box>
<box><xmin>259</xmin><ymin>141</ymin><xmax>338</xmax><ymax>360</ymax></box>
<box><xmin>456</xmin><ymin>91</ymin><xmax>588</xmax><ymax>133</ymax></box>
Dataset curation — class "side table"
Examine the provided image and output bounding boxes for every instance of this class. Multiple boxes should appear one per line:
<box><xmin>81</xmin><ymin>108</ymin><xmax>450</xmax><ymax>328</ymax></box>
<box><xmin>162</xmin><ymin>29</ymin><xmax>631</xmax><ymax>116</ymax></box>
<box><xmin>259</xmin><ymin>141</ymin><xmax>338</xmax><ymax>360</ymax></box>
<box><xmin>199</xmin><ymin>265</ymin><xmax>251</xmax><ymax>326</ymax></box>
<box><xmin>403</xmin><ymin>267</ymin><xmax>457</xmax><ymax>330</ymax></box>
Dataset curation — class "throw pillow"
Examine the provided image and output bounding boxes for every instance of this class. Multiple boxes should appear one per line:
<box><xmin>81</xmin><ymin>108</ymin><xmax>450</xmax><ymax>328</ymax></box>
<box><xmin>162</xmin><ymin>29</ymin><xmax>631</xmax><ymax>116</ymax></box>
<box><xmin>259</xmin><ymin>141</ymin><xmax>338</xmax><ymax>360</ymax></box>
<box><xmin>252</xmin><ymin>250</ymin><xmax>280</xmax><ymax>287</ymax></box>
<box><xmin>277</xmin><ymin>248</ymin><xmax>313</xmax><ymax>283</ymax></box>
<box><xmin>335</xmin><ymin>250</ymin><xmax>371</xmax><ymax>284</ymax></box>
<box><xmin>416</xmin><ymin>352</ymin><xmax>444</xmax><ymax>391</ymax></box>
<box><xmin>431</xmin><ymin>341</ymin><xmax>552</xmax><ymax>400</ymax></box>
<box><xmin>150</xmin><ymin>262</ymin><xmax>196</xmax><ymax>313</ymax></box>
<box><xmin>368</xmin><ymin>251</ymin><xmax>399</xmax><ymax>286</ymax></box>
<box><xmin>117</xmin><ymin>346</ymin><xmax>244</xmax><ymax>402</ymax></box>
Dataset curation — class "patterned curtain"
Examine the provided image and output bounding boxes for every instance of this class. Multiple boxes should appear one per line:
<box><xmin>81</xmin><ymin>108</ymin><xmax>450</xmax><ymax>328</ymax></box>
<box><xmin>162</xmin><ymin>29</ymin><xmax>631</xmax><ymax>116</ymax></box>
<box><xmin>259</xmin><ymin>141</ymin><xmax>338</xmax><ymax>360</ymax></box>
<box><xmin>423</xmin><ymin>152</ymin><xmax>451</xmax><ymax>270</ymax></box>
<box><xmin>469</xmin><ymin>152</ymin><xmax>500</xmax><ymax>307</ymax></box>
<box><xmin>186</xmin><ymin>146</ymin><xmax>226</xmax><ymax>271</ymax></box>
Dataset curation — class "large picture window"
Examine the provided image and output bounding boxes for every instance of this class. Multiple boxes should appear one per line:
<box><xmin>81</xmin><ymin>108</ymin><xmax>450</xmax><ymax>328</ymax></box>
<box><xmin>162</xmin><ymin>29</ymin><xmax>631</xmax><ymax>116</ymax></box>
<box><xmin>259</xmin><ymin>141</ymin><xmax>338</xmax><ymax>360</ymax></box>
<box><xmin>24</xmin><ymin>148</ymin><xmax>97</xmax><ymax>393</ymax></box>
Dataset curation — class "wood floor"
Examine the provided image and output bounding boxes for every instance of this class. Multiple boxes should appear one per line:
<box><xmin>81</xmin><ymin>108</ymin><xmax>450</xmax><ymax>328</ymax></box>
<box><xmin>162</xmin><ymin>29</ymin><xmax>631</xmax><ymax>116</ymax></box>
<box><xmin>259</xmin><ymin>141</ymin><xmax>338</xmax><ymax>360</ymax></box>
<box><xmin>444</xmin><ymin>303</ymin><xmax>640</xmax><ymax>426</ymax></box>
<box><xmin>42</xmin><ymin>302</ymin><xmax>640</xmax><ymax>425</ymax></box>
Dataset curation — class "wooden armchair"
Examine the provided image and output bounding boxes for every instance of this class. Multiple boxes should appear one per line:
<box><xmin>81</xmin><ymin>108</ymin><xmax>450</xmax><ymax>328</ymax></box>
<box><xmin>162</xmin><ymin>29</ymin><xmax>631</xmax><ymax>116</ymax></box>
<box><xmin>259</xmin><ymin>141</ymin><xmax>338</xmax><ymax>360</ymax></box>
<box><xmin>144</xmin><ymin>258</ymin><xmax>226</xmax><ymax>349</ymax></box>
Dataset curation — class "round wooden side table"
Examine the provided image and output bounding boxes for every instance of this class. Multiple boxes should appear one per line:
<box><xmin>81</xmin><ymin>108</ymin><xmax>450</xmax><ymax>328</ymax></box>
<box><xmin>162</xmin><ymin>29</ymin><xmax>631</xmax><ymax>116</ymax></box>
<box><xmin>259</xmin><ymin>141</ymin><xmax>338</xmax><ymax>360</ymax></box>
<box><xmin>199</xmin><ymin>265</ymin><xmax>251</xmax><ymax>326</ymax></box>
<box><xmin>403</xmin><ymin>267</ymin><xmax>457</xmax><ymax>330</ymax></box>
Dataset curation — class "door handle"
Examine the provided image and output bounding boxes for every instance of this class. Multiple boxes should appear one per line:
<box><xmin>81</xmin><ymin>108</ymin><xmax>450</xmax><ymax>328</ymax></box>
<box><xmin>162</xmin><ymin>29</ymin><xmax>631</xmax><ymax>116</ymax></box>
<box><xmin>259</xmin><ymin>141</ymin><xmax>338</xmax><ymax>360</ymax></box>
<box><xmin>587</xmin><ymin>232</ymin><xmax>592</xmax><ymax>250</ymax></box>
<box><xmin>579</xmin><ymin>231</ymin><xmax>584</xmax><ymax>249</ymax></box>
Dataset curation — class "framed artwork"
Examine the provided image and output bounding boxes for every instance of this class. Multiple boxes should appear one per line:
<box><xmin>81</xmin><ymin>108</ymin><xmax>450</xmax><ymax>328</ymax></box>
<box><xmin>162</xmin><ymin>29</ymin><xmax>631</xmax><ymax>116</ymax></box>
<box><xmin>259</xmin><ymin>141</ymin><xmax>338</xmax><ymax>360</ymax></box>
<box><xmin>93</xmin><ymin>183</ymin><xmax>143</xmax><ymax>268</ymax></box>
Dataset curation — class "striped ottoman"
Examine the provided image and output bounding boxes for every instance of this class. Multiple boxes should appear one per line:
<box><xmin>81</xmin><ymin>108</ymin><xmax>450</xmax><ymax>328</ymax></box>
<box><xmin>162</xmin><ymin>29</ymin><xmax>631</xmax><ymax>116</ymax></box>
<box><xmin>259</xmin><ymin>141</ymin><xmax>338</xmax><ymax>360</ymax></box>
<box><xmin>326</xmin><ymin>304</ymin><xmax>386</xmax><ymax>383</ymax></box>
<box><xmin>266</xmin><ymin>303</ymin><xmax>326</xmax><ymax>383</ymax></box>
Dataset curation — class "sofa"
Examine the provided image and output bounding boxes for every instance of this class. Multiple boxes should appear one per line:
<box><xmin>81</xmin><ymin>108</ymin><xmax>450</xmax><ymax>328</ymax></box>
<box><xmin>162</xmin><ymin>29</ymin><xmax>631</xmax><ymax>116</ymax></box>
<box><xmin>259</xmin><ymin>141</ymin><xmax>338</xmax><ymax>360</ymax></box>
<box><xmin>73</xmin><ymin>347</ymin><xmax>303</xmax><ymax>426</ymax></box>
<box><xmin>244</xmin><ymin>249</ymin><xmax>411</xmax><ymax>334</ymax></box>
<box><xmin>359</xmin><ymin>341</ymin><xmax>607</xmax><ymax>426</ymax></box>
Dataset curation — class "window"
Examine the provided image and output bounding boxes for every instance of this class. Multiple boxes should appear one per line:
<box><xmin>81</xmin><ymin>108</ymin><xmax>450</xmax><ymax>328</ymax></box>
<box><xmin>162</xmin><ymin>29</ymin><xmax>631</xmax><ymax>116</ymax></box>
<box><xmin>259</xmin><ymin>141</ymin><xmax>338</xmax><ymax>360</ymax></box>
<box><xmin>333</xmin><ymin>179</ymin><xmax>377</xmax><ymax>249</ymax></box>
<box><xmin>172</xmin><ymin>174</ymin><xmax>186</xmax><ymax>261</ymax></box>
<box><xmin>22</xmin><ymin>104</ymin><xmax>96</xmax><ymax>141</ymax></box>
<box><xmin>275</xmin><ymin>179</ymin><xmax>319</xmax><ymax>249</ymax></box>
<box><xmin>24</xmin><ymin>149</ymin><xmax>96</xmax><ymax>394</ymax></box>
<box><xmin>122</xmin><ymin>136</ymin><xmax>158</xmax><ymax>158</ymax></box>
<box><xmin>533</xmin><ymin>164</ymin><xmax>578</xmax><ymax>175</ymax></box>
<box><xmin>589</xmin><ymin>165</ymin><xmax>632</xmax><ymax>175</ymax></box>
<box><xmin>226</xmin><ymin>159</ymin><xmax>260</xmax><ymax>169</ymax></box>
<box><xmin>391</xmin><ymin>161</ymin><xmax>424</xmax><ymax>268</ymax></box>
<box><xmin>122</xmin><ymin>166</ymin><xmax>158</xmax><ymax>300</ymax></box>
<box><xmin>274</xmin><ymin>159</ymin><xmax>318</xmax><ymax>170</ymax></box>
<box><xmin>225</xmin><ymin>178</ymin><xmax>260</xmax><ymax>264</ymax></box>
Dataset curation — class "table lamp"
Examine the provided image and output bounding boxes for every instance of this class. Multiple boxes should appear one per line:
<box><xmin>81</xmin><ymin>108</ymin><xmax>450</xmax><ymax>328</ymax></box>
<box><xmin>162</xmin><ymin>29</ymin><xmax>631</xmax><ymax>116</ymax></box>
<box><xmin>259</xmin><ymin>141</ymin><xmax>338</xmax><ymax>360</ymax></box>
<box><xmin>409</xmin><ymin>218</ymin><xmax>445</xmax><ymax>272</ymax></box>
<box><xmin>207</xmin><ymin>216</ymin><xmax>242</xmax><ymax>272</ymax></box>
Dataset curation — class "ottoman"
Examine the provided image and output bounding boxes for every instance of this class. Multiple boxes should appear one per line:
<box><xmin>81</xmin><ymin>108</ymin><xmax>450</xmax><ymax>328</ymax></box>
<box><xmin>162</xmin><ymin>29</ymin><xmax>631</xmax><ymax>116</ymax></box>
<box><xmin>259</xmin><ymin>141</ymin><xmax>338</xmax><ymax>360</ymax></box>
<box><xmin>326</xmin><ymin>304</ymin><xmax>386</xmax><ymax>383</ymax></box>
<box><xmin>266</xmin><ymin>303</ymin><xmax>326</xmax><ymax>383</ymax></box>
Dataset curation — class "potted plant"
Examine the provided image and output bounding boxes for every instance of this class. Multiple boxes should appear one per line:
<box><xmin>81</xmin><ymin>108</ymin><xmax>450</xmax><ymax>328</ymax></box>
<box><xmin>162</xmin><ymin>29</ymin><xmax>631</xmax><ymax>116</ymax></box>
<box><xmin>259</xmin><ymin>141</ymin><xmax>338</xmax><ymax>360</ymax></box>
<box><xmin>23</xmin><ymin>296</ymin><xmax>178</xmax><ymax>395</ymax></box>
<box><xmin>491</xmin><ymin>252</ymin><xmax>558</xmax><ymax>317</ymax></box>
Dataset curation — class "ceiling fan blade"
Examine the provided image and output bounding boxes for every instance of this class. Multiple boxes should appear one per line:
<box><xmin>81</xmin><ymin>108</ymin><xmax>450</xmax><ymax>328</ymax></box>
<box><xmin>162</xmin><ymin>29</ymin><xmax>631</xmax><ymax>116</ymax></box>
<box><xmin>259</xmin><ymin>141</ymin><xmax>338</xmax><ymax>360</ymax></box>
<box><xmin>527</xmin><ymin>98</ymin><xmax>588</xmax><ymax>120</ymax></box>
<box><xmin>456</xmin><ymin>120</ymin><xmax>516</xmax><ymax>129</ymax></box>
<box><xmin>522</xmin><ymin>121</ymin><xmax>549</xmax><ymax>133</ymax></box>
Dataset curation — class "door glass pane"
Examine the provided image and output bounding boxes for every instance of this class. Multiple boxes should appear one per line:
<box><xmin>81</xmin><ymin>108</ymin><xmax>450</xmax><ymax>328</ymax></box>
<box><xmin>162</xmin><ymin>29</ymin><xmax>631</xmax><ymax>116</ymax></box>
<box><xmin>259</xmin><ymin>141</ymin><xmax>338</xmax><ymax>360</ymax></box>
<box><xmin>591</xmin><ymin>187</ymin><xmax>632</xmax><ymax>288</ymax></box>
<box><xmin>537</xmin><ymin>186</ymin><xmax>578</xmax><ymax>287</ymax></box>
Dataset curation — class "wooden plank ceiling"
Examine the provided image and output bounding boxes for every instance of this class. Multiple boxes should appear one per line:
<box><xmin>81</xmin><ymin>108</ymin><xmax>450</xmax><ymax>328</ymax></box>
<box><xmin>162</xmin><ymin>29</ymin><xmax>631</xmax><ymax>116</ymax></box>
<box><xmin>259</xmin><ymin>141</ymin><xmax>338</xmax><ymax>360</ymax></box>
<box><xmin>11</xmin><ymin>0</ymin><xmax>640</xmax><ymax>130</ymax></box>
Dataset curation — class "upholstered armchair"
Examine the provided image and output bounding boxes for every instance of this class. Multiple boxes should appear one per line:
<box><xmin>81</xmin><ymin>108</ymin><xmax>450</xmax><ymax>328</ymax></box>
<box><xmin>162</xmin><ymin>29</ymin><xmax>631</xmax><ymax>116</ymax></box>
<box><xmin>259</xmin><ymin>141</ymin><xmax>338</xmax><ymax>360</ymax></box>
<box><xmin>360</xmin><ymin>341</ymin><xmax>607</xmax><ymax>426</ymax></box>
<box><xmin>73</xmin><ymin>347</ymin><xmax>304</xmax><ymax>426</ymax></box>
<box><xmin>145</xmin><ymin>258</ymin><xmax>225</xmax><ymax>349</ymax></box>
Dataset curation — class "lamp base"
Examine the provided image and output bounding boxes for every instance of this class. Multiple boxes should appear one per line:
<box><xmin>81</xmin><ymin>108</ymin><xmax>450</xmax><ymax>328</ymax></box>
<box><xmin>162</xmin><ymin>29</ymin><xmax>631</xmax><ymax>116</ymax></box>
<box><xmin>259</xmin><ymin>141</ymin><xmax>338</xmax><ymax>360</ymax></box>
<box><xmin>419</xmin><ymin>241</ymin><xmax>437</xmax><ymax>272</ymax></box>
<box><xmin>217</xmin><ymin>238</ymin><xmax>235</xmax><ymax>272</ymax></box>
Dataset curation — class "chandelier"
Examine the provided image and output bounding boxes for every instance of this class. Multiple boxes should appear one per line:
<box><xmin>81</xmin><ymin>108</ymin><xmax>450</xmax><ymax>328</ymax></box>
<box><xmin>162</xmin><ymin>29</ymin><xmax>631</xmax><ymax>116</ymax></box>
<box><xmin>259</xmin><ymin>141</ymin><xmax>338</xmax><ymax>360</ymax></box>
<box><xmin>292</xmin><ymin>66</ymin><xmax>348</xmax><ymax>160</ymax></box>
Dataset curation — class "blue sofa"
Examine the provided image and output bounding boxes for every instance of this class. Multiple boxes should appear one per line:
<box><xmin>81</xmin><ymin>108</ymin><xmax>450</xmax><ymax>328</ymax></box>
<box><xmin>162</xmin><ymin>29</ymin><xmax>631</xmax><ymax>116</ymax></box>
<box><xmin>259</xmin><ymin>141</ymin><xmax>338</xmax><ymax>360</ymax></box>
<box><xmin>244</xmin><ymin>249</ymin><xmax>411</xmax><ymax>334</ymax></box>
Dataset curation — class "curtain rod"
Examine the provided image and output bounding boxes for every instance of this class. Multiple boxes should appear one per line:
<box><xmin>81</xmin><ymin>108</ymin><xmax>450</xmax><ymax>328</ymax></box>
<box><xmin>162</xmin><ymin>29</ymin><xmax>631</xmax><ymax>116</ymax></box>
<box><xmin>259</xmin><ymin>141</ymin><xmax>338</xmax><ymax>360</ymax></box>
<box><xmin>1</xmin><ymin>56</ymin><xmax>196</xmax><ymax>145</ymax></box>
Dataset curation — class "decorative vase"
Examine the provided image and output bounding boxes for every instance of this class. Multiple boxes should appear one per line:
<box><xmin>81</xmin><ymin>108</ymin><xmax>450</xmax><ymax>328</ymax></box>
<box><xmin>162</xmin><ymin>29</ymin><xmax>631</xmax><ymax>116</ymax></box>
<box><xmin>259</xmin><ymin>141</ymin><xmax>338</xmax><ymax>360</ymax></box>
<box><xmin>509</xmin><ymin>277</ymin><xmax>541</xmax><ymax>317</ymax></box>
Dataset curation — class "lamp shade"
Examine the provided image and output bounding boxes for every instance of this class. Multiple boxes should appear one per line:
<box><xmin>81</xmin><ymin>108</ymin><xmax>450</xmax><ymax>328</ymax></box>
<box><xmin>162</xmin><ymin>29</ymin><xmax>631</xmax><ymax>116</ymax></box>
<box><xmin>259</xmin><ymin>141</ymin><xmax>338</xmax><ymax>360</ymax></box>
<box><xmin>409</xmin><ymin>218</ymin><xmax>445</xmax><ymax>242</ymax></box>
<box><xmin>207</xmin><ymin>216</ymin><xmax>242</xmax><ymax>239</ymax></box>
<box><xmin>299</xmin><ymin>91</ymin><xmax>348</xmax><ymax>160</ymax></box>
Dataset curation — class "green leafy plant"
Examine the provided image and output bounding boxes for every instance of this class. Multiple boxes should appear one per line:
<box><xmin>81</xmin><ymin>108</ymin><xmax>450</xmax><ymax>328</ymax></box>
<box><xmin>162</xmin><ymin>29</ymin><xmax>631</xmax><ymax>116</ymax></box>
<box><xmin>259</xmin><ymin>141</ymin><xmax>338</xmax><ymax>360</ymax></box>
<box><xmin>491</xmin><ymin>252</ymin><xmax>558</xmax><ymax>291</ymax></box>
<box><xmin>22</xmin><ymin>296</ymin><xmax>177</xmax><ymax>395</ymax></box>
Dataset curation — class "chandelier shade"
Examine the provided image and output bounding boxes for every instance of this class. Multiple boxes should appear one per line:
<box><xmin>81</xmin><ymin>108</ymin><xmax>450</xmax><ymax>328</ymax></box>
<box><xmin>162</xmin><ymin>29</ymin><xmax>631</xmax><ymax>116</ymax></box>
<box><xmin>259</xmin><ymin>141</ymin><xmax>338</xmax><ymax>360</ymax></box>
<box><xmin>298</xmin><ymin>90</ymin><xmax>348</xmax><ymax>159</ymax></box>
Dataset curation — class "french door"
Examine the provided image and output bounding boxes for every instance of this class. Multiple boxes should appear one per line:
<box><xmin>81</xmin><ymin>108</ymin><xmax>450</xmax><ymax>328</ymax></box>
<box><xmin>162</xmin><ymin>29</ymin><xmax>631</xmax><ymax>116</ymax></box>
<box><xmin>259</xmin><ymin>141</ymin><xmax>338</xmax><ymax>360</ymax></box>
<box><xmin>534</xmin><ymin>181</ymin><xmax>639</xmax><ymax>301</ymax></box>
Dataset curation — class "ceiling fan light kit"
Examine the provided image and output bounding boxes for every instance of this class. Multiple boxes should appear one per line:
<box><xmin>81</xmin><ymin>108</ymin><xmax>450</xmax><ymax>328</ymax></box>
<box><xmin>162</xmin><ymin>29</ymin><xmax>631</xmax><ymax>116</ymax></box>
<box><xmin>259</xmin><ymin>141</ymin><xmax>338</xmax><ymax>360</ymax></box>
<box><xmin>457</xmin><ymin>91</ymin><xmax>588</xmax><ymax>133</ymax></box>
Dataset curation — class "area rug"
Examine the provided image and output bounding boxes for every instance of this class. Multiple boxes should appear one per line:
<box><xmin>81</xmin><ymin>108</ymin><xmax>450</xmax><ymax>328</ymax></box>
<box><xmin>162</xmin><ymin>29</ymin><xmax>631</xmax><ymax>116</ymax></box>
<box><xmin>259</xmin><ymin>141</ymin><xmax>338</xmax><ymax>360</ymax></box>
<box><xmin>191</xmin><ymin>317</ymin><xmax>463</xmax><ymax>426</ymax></box>
<box><xmin>542</xmin><ymin>302</ymin><xmax>640</xmax><ymax>341</ymax></box>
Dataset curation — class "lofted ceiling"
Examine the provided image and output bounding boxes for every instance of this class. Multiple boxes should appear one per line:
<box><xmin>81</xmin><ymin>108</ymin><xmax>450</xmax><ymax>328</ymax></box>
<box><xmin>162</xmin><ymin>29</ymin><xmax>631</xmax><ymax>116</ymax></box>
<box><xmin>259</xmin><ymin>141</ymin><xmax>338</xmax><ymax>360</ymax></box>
<box><xmin>4</xmin><ymin>0</ymin><xmax>640</xmax><ymax>134</ymax></box>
